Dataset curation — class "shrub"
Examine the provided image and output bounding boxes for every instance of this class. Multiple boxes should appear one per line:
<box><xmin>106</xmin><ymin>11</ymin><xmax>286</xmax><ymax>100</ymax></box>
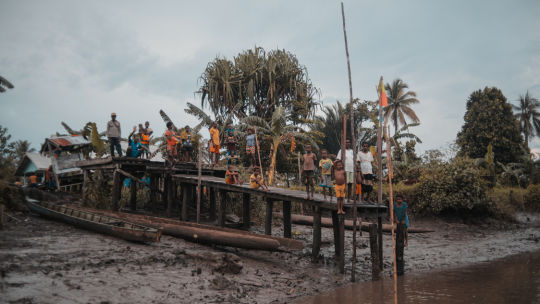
<box><xmin>524</xmin><ymin>185</ymin><xmax>540</xmax><ymax>212</ymax></box>
<box><xmin>413</xmin><ymin>157</ymin><xmax>495</xmax><ymax>214</ymax></box>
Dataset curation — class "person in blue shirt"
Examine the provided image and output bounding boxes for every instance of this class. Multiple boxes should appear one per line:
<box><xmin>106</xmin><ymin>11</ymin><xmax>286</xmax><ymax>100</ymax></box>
<box><xmin>393</xmin><ymin>193</ymin><xmax>409</xmax><ymax>247</ymax></box>
<box><xmin>126</xmin><ymin>127</ymin><xmax>149</xmax><ymax>158</ymax></box>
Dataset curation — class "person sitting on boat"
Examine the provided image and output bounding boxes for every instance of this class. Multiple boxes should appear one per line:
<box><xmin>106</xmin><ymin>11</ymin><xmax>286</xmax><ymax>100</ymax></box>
<box><xmin>126</xmin><ymin>127</ymin><xmax>149</xmax><ymax>158</ymax></box>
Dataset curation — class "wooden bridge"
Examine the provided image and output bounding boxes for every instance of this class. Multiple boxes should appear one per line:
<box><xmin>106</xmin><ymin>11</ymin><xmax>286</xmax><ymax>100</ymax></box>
<box><xmin>76</xmin><ymin>157</ymin><xmax>388</xmax><ymax>273</ymax></box>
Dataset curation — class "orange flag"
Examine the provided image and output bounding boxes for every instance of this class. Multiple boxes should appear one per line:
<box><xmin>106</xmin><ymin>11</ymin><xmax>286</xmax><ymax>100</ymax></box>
<box><xmin>378</xmin><ymin>78</ymin><xmax>388</xmax><ymax>107</ymax></box>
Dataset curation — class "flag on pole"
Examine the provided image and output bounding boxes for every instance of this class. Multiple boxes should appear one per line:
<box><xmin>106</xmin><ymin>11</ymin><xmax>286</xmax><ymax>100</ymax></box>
<box><xmin>378</xmin><ymin>78</ymin><xmax>388</xmax><ymax>107</ymax></box>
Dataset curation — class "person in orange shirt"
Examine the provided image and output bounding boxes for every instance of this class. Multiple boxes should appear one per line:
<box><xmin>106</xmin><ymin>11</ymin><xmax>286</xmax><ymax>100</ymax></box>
<box><xmin>165</xmin><ymin>122</ymin><xmax>179</xmax><ymax>170</ymax></box>
<box><xmin>209</xmin><ymin>121</ymin><xmax>220</xmax><ymax>165</ymax></box>
<box><xmin>29</xmin><ymin>173</ymin><xmax>38</xmax><ymax>189</ymax></box>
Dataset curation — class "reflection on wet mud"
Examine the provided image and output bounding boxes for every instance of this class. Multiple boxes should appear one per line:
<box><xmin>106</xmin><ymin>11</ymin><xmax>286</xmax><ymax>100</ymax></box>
<box><xmin>296</xmin><ymin>250</ymin><xmax>540</xmax><ymax>304</ymax></box>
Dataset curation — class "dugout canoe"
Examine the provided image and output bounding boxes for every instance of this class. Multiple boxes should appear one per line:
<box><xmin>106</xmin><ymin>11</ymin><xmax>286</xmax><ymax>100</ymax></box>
<box><xmin>74</xmin><ymin>206</ymin><xmax>303</xmax><ymax>252</ymax></box>
<box><xmin>25</xmin><ymin>198</ymin><xmax>162</xmax><ymax>242</ymax></box>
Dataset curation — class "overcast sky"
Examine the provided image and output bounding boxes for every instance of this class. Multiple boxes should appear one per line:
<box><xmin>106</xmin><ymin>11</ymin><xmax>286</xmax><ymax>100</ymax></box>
<box><xmin>1</xmin><ymin>0</ymin><xmax>539</xmax><ymax>155</ymax></box>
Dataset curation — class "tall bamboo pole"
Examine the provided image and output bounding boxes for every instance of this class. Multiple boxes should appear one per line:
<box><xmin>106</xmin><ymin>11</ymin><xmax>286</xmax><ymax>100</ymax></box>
<box><xmin>341</xmin><ymin>2</ymin><xmax>357</xmax><ymax>283</ymax></box>
<box><xmin>386</xmin><ymin>125</ymin><xmax>397</xmax><ymax>304</ymax></box>
<box><xmin>298</xmin><ymin>151</ymin><xmax>303</xmax><ymax>214</ymax></box>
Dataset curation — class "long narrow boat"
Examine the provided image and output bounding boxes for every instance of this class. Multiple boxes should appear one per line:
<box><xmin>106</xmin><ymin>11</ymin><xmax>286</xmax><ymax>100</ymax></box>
<box><xmin>25</xmin><ymin>198</ymin><xmax>162</xmax><ymax>242</ymax></box>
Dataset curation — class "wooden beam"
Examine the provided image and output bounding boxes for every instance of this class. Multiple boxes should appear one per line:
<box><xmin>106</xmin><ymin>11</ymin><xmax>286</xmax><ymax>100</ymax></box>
<box><xmin>116</xmin><ymin>168</ymin><xmax>164</xmax><ymax>195</ymax></box>
<box><xmin>339</xmin><ymin>216</ymin><xmax>345</xmax><ymax>274</ymax></box>
<box><xmin>130</xmin><ymin>177</ymin><xmax>137</xmax><ymax>211</ymax></box>
<box><xmin>396</xmin><ymin>222</ymin><xmax>405</xmax><ymax>276</ymax></box>
<box><xmin>265</xmin><ymin>198</ymin><xmax>273</xmax><ymax>236</ymax></box>
<box><xmin>282</xmin><ymin>200</ymin><xmax>291</xmax><ymax>238</ymax></box>
<box><xmin>242</xmin><ymin>193</ymin><xmax>251</xmax><ymax>229</ymax></box>
<box><xmin>111</xmin><ymin>170</ymin><xmax>121</xmax><ymax>212</ymax></box>
<box><xmin>218</xmin><ymin>190</ymin><xmax>227</xmax><ymax>227</ymax></box>
<box><xmin>332</xmin><ymin>210</ymin><xmax>340</xmax><ymax>258</ymax></box>
<box><xmin>312</xmin><ymin>206</ymin><xmax>321</xmax><ymax>263</ymax></box>
<box><xmin>209</xmin><ymin>187</ymin><xmax>216</xmax><ymax>222</ymax></box>
<box><xmin>167</xmin><ymin>178</ymin><xmax>173</xmax><ymax>218</ymax></box>
<box><xmin>378</xmin><ymin>216</ymin><xmax>383</xmax><ymax>270</ymax></box>
<box><xmin>150</xmin><ymin>175</ymin><xmax>157</xmax><ymax>215</ymax></box>
<box><xmin>369</xmin><ymin>224</ymin><xmax>381</xmax><ymax>281</ymax></box>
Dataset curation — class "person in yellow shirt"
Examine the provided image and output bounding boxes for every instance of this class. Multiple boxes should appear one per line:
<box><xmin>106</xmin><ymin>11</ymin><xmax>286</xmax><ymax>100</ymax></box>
<box><xmin>209</xmin><ymin>121</ymin><xmax>220</xmax><ymax>165</ymax></box>
<box><xmin>180</xmin><ymin>125</ymin><xmax>193</xmax><ymax>163</ymax></box>
<box><xmin>250</xmin><ymin>167</ymin><xmax>270</xmax><ymax>191</ymax></box>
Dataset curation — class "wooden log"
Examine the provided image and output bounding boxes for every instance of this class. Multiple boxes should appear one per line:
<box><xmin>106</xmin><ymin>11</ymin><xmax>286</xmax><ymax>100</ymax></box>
<box><xmin>218</xmin><ymin>190</ymin><xmax>227</xmax><ymax>227</ymax></box>
<box><xmin>150</xmin><ymin>176</ymin><xmax>156</xmax><ymax>214</ymax></box>
<box><xmin>167</xmin><ymin>178</ymin><xmax>173</xmax><ymax>218</ymax></box>
<box><xmin>312</xmin><ymin>206</ymin><xmax>321</xmax><ymax>263</ymax></box>
<box><xmin>339</xmin><ymin>217</ymin><xmax>345</xmax><ymax>274</ymax></box>
<box><xmin>130</xmin><ymin>177</ymin><xmax>137</xmax><ymax>211</ymax></box>
<box><xmin>369</xmin><ymin>224</ymin><xmax>381</xmax><ymax>281</ymax></box>
<box><xmin>209</xmin><ymin>187</ymin><xmax>216</xmax><ymax>222</ymax></box>
<box><xmin>378</xmin><ymin>216</ymin><xmax>383</xmax><ymax>271</ymax></box>
<box><xmin>331</xmin><ymin>210</ymin><xmax>340</xmax><ymax>257</ymax></box>
<box><xmin>396</xmin><ymin>222</ymin><xmax>405</xmax><ymax>276</ymax></box>
<box><xmin>243</xmin><ymin>193</ymin><xmax>251</xmax><ymax>230</ymax></box>
<box><xmin>182</xmin><ymin>183</ymin><xmax>190</xmax><ymax>222</ymax></box>
<box><xmin>111</xmin><ymin>170</ymin><xmax>121</xmax><ymax>212</ymax></box>
<box><xmin>283</xmin><ymin>200</ymin><xmax>291</xmax><ymax>238</ymax></box>
<box><xmin>0</xmin><ymin>204</ymin><xmax>4</xmax><ymax>231</ymax></box>
<box><xmin>265</xmin><ymin>198</ymin><xmax>273</xmax><ymax>236</ymax></box>
<box><xmin>80</xmin><ymin>207</ymin><xmax>303</xmax><ymax>251</ymax></box>
<box><xmin>272</xmin><ymin>212</ymin><xmax>433</xmax><ymax>233</ymax></box>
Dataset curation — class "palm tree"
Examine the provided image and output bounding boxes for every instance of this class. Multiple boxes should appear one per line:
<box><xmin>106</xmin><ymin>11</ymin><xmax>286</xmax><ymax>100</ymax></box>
<box><xmin>239</xmin><ymin>106</ymin><xmax>318</xmax><ymax>185</ymax></box>
<box><xmin>11</xmin><ymin>140</ymin><xmax>36</xmax><ymax>160</ymax></box>
<box><xmin>0</xmin><ymin>76</ymin><xmax>14</xmax><ymax>93</ymax></box>
<box><xmin>512</xmin><ymin>91</ymin><xmax>540</xmax><ymax>149</ymax></box>
<box><xmin>383</xmin><ymin>78</ymin><xmax>420</xmax><ymax>134</ymax></box>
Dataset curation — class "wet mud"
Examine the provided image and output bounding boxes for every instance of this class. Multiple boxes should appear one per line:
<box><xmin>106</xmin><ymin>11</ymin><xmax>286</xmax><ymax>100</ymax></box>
<box><xmin>1</xmin><ymin>208</ymin><xmax>539</xmax><ymax>303</ymax></box>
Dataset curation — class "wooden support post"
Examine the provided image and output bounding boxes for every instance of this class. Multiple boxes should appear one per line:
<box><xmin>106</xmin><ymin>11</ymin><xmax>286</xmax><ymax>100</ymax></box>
<box><xmin>130</xmin><ymin>177</ymin><xmax>137</xmax><ymax>211</ymax></box>
<box><xmin>331</xmin><ymin>210</ymin><xmax>340</xmax><ymax>257</ymax></box>
<box><xmin>312</xmin><ymin>206</ymin><xmax>321</xmax><ymax>263</ymax></box>
<box><xmin>150</xmin><ymin>176</ymin><xmax>157</xmax><ymax>215</ymax></box>
<box><xmin>369</xmin><ymin>224</ymin><xmax>381</xmax><ymax>281</ymax></box>
<box><xmin>218</xmin><ymin>190</ymin><xmax>227</xmax><ymax>227</ymax></box>
<box><xmin>378</xmin><ymin>216</ymin><xmax>383</xmax><ymax>270</ymax></box>
<box><xmin>163</xmin><ymin>177</ymin><xmax>168</xmax><ymax>209</ymax></box>
<box><xmin>182</xmin><ymin>183</ymin><xmax>190</xmax><ymax>222</ymax></box>
<box><xmin>0</xmin><ymin>204</ymin><xmax>4</xmax><ymax>231</ymax></box>
<box><xmin>396</xmin><ymin>222</ymin><xmax>405</xmax><ymax>276</ymax></box>
<box><xmin>209</xmin><ymin>187</ymin><xmax>216</xmax><ymax>222</ymax></box>
<box><xmin>82</xmin><ymin>170</ymin><xmax>88</xmax><ymax>200</ymax></box>
<box><xmin>243</xmin><ymin>193</ymin><xmax>251</xmax><ymax>229</ymax></box>
<box><xmin>283</xmin><ymin>200</ymin><xmax>291</xmax><ymax>238</ymax></box>
<box><xmin>167</xmin><ymin>178</ymin><xmax>173</xmax><ymax>217</ymax></box>
<box><xmin>339</xmin><ymin>216</ymin><xmax>345</xmax><ymax>274</ymax></box>
<box><xmin>111</xmin><ymin>170</ymin><xmax>121</xmax><ymax>212</ymax></box>
<box><xmin>265</xmin><ymin>198</ymin><xmax>273</xmax><ymax>236</ymax></box>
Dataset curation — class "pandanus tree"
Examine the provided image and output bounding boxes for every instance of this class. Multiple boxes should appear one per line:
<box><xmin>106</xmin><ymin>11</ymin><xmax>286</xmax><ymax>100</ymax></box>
<box><xmin>238</xmin><ymin>106</ymin><xmax>318</xmax><ymax>186</ymax></box>
<box><xmin>197</xmin><ymin>47</ymin><xmax>321</xmax><ymax>123</ymax></box>
<box><xmin>512</xmin><ymin>91</ymin><xmax>540</xmax><ymax>149</ymax></box>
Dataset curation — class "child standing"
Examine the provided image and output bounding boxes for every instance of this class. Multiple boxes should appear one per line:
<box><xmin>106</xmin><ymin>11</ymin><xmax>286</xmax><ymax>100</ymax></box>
<box><xmin>250</xmin><ymin>166</ymin><xmax>270</xmax><ymax>191</ymax></box>
<box><xmin>225</xmin><ymin>165</ymin><xmax>243</xmax><ymax>185</ymax></box>
<box><xmin>127</xmin><ymin>127</ymin><xmax>149</xmax><ymax>158</ymax></box>
<box><xmin>245</xmin><ymin>128</ymin><xmax>256</xmax><ymax>167</ymax></box>
<box><xmin>393</xmin><ymin>194</ymin><xmax>409</xmax><ymax>247</ymax></box>
<box><xmin>319</xmin><ymin>149</ymin><xmax>333</xmax><ymax>202</ymax></box>
<box><xmin>180</xmin><ymin>125</ymin><xmax>193</xmax><ymax>163</ymax></box>
<box><xmin>358</xmin><ymin>142</ymin><xmax>374</xmax><ymax>203</ymax></box>
<box><xmin>224</xmin><ymin>130</ymin><xmax>238</xmax><ymax>165</ymax></box>
<box><xmin>138</xmin><ymin>124</ymin><xmax>151</xmax><ymax>159</ymax></box>
<box><xmin>301</xmin><ymin>143</ymin><xmax>317</xmax><ymax>200</ymax></box>
<box><xmin>333</xmin><ymin>160</ymin><xmax>347</xmax><ymax>214</ymax></box>
<box><xmin>165</xmin><ymin>122</ymin><xmax>179</xmax><ymax>169</ymax></box>
<box><xmin>209</xmin><ymin>121</ymin><xmax>220</xmax><ymax>165</ymax></box>
<box><xmin>228</xmin><ymin>150</ymin><xmax>239</xmax><ymax>166</ymax></box>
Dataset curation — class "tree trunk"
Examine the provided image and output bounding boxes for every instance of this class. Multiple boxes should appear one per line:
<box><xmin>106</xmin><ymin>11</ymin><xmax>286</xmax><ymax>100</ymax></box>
<box><xmin>268</xmin><ymin>142</ymin><xmax>279</xmax><ymax>186</ymax></box>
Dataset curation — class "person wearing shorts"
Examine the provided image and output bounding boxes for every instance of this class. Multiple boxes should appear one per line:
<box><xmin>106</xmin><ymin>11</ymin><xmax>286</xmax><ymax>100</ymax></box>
<box><xmin>165</xmin><ymin>122</ymin><xmax>178</xmax><ymax>169</ymax></box>
<box><xmin>180</xmin><ymin>125</ymin><xmax>193</xmax><ymax>163</ymax></box>
<box><xmin>319</xmin><ymin>149</ymin><xmax>333</xmax><ymax>202</ymax></box>
<box><xmin>245</xmin><ymin>128</ymin><xmax>256</xmax><ymax>167</ymax></box>
<box><xmin>209</xmin><ymin>121</ymin><xmax>220</xmax><ymax>165</ymax></box>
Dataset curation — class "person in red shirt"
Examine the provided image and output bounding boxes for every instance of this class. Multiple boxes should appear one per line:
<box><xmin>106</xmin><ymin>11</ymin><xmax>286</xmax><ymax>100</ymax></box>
<box><xmin>165</xmin><ymin>122</ymin><xmax>179</xmax><ymax>169</ymax></box>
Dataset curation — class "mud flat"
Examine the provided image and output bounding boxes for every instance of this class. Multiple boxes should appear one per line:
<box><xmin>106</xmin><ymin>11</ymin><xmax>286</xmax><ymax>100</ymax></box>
<box><xmin>1</xmin><ymin>206</ymin><xmax>539</xmax><ymax>304</ymax></box>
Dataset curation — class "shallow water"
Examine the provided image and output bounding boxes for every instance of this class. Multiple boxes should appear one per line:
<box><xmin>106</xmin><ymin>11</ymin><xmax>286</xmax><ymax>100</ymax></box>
<box><xmin>295</xmin><ymin>250</ymin><xmax>540</xmax><ymax>304</ymax></box>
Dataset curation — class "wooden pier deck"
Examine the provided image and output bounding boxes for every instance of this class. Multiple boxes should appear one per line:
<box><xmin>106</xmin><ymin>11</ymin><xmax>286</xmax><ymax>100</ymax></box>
<box><xmin>76</xmin><ymin>157</ymin><xmax>387</xmax><ymax>273</ymax></box>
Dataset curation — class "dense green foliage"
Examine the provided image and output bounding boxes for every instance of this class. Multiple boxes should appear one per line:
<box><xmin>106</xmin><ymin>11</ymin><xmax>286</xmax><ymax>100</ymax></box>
<box><xmin>457</xmin><ymin>87</ymin><xmax>524</xmax><ymax>164</ymax></box>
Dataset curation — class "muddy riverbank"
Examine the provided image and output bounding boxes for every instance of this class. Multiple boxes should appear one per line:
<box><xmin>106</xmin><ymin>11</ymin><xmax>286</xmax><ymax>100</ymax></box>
<box><xmin>1</xmin><ymin>198</ymin><xmax>539</xmax><ymax>304</ymax></box>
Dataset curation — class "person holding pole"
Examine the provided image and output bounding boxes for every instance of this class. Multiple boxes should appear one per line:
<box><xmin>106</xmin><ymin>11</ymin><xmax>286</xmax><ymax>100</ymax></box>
<box><xmin>336</xmin><ymin>137</ymin><xmax>354</xmax><ymax>203</ymax></box>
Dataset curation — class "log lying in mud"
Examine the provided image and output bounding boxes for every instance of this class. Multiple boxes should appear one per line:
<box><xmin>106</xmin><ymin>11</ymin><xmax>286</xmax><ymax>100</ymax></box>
<box><xmin>77</xmin><ymin>207</ymin><xmax>303</xmax><ymax>251</ymax></box>
<box><xmin>273</xmin><ymin>212</ymin><xmax>434</xmax><ymax>233</ymax></box>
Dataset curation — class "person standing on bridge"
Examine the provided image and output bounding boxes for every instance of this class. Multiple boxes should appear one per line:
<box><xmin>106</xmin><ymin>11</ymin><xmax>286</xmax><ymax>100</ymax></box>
<box><xmin>209</xmin><ymin>121</ymin><xmax>221</xmax><ymax>165</ymax></box>
<box><xmin>165</xmin><ymin>122</ymin><xmax>179</xmax><ymax>169</ymax></box>
<box><xmin>336</xmin><ymin>137</ymin><xmax>354</xmax><ymax>203</ymax></box>
<box><xmin>106</xmin><ymin>113</ymin><xmax>122</xmax><ymax>157</ymax></box>
<box><xmin>180</xmin><ymin>125</ymin><xmax>193</xmax><ymax>163</ymax></box>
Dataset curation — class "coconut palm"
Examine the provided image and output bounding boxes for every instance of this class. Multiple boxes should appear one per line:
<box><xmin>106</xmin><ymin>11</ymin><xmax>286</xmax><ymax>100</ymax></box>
<box><xmin>11</xmin><ymin>140</ymin><xmax>36</xmax><ymax>160</ymax></box>
<box><xmin>239</xmin><ymin>106</ymin><xmax>318</xmax><ymax>185</ymax></box>
<box><xmin>512</xmin><ymin>91</ymin><xmax>540</xmax><ymax>149</ymax></box>
<box><xmin>383</xmin><ymin>78</ymin><xmax>420</xmax><ymax>134</ymax></box>
<box><xmin>0</xmin><ymin>76</ymin><xmax>14</xmax><ymax>93</ymax></box>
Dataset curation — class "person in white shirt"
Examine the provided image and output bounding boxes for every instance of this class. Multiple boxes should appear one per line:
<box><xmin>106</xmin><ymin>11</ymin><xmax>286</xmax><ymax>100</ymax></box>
<box><xmin>357</xmin><ymin>142</ymin><xmax>374</xmax><ymax>203</ymax></box>
<box><xmin>336</xmin><ymin>138</ymin><xmax>355</xmax><ymax>203</ymax></box>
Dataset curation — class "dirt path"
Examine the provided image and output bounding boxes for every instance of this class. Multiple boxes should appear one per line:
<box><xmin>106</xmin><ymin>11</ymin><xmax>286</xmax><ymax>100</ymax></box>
<box><xmin>1</xmin><ymin>209</ymin><xmax>539</xmax><ymax>304</ymax></box>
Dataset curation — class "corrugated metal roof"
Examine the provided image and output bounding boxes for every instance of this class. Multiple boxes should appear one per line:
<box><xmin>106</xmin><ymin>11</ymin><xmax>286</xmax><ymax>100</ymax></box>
<box><xmin>49</xmin><ymin>135</ymin><xmax>92</xmax><ymax>147</ymax></box>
